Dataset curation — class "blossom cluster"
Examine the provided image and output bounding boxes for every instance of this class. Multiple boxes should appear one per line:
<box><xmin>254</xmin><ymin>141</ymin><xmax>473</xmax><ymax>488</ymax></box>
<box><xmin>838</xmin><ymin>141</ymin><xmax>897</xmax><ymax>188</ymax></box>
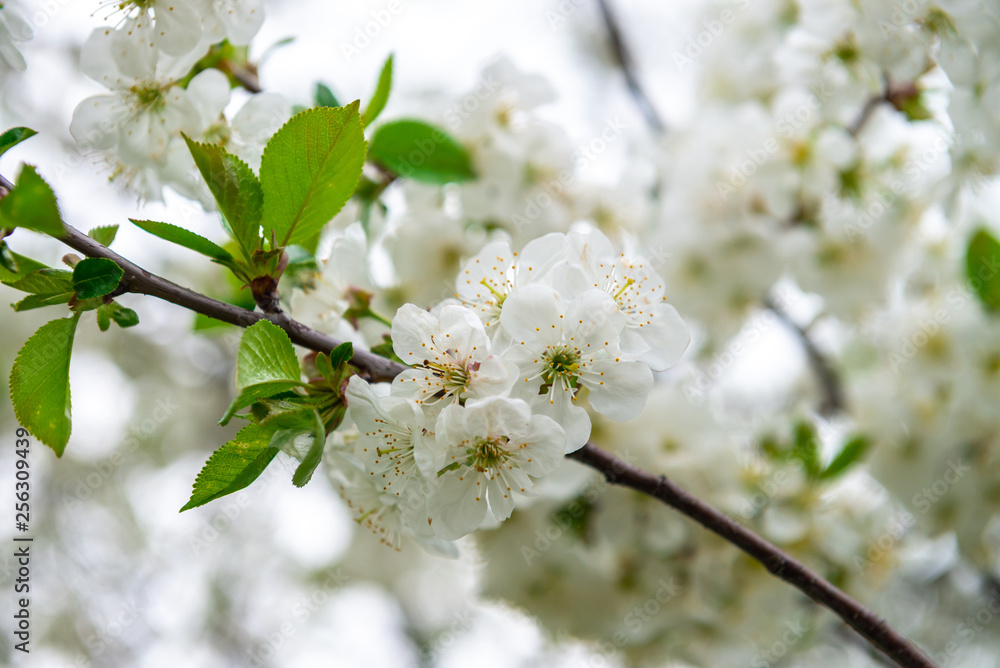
<box><xmin>328</xmin><ymin>228</ymin><xmax>689</xmax><ymax>548</ymax></box>
<box><xmin>67</xmin><ymin>0</ymin><xmax>287</xmax><ymax>203</ymax></box>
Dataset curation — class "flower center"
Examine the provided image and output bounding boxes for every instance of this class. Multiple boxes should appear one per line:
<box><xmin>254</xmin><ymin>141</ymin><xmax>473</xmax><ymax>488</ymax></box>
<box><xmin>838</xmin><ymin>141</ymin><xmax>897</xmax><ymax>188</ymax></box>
<box><xmin>423</xmin><ymin>354</ymin><xmax>479</xmax><ymax>399</ymax></box>
<box><xmin>130</xmin><ymin>84</ymin><xmax>166</xmax><ymax>111</ymax></box>
<box><xmin>466</xmin><ymin>435</ymin><xmax>511</xmax><ymax>472</ymax></box>
<box><xmin>542</xmin><ymin>346</ymin><xmax>580</xmax><ymax>384</ymax></box>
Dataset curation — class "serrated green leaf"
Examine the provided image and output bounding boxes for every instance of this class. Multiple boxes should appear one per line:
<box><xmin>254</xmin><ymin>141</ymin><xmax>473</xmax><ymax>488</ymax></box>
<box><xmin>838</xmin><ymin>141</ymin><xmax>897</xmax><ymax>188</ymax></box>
<box><xmin>292</xmin><ymin>408</ymin><xmax>330</xmax><ymax>487</ymax></box>
<box><xmin>0</xmin><ymin>249</ymin><xmax>47</xmax><ymax>284</ymax></box>
<box><xmin>182</xmin><ymin>135</ymin><xmax>263</xmax><ymax>257</ymax></box>
<box><xmin>220</xmin><ymin>320</ymin><xmax>303</xmax><ymax>425</ymax></box>
<box><xmin>315</xmin><ymin>82</ymin><xmax>340</xmax><ymax>108</ymax></box>
<box><xmin>820</xmin><ymin>436</ymin><xmax>870</xmax><ymax>480</ymax></box>
<box><xmin>72</xmin><ymin>258</ymin><xmax>123</xmax><ymax>299</ymax></box>
<box><xmin>369</xmin><ymin>119</ymin><xmax>475</xmax><ymax>184</ymax></box>
<box><xmin>315</xmin><ymin>352</ymin><xmax>335</xmax><ymax>384</ymax></box>
<box><xmin>87</xmin><ymin>225</ymin><xmax>119</xmax><ymax>247</ymax></box>
<box><xmin>329</xmin><ymin>341</ymin><xmax>353</xmax><ymax>369</ymax></box>
<box><xmin>0</xmin><ymin>165</ymin><xmax>64</xmax><ymax>236</ymax></box>
<box><xmin>180</xmin><ymin>423</ymin><xmax>281</xmax><ymax>511</ymax></box>
<box><xmin>130</xmin><ymin>219</ymin><xmax>237</xmax><ymax>266</ymax></box>
<box><xmin>108</xmin><ymin>302</ymin><xmax>139</xmax><ymax>328</ymax></box>
<box><xmin>361</xmin><ymin>55</ymin><xmax>393</xmax><ymax>127</ymax></box>
<box><xmin>967</xmin><ymin>228</ymin><xmax>1000</xmax><ymax>312</ymax></box>
<box><xmin>259</xmin><ymin>104</ymin><xmax>367</xmax><ymax>246</ymax></box>
<box><xmin>5</xmin><ymin>268</ymin><xmax>73</xmax><ymax>294</ymax></box>
<box><xmin>0</xmin><ymin>127</ymin><xmax>37</xmax><ymax>160</ymax></box>
<box><xmin>12</xmin><ymin>292</ymin><xmax>73</xmax><ymax>312</ymax></box>
<box><xmin>96</xmin><ymin>304</ymin><xmax>112</xmax><ymax>331</ymax></box>
<box><xmin>9</xmin><ymin>314</ymin><xmax>80</xmax><ymax>456</ymax></box>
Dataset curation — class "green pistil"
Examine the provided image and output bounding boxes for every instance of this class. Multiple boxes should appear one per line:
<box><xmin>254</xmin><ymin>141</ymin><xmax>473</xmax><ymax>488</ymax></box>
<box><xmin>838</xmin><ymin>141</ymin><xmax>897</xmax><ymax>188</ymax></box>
<box><xmin>479</xmin><ymin>279</ymin><xmax>507</xmax><ymax>307</ymax></box>
<box><xmin>131</xmin><ymin>84</ymin><xmax>165</xmax><ymax>111</ymax></box>
<box><xmin>542</xmin><ymin>347</ymin><xmax>580</xmax><ymax>384</ymax></box>
<box><xmin>466</xmin><ymin>436</ymin><xmax>511</xmax><ymax>473</ymax></box>
<box><xmin>613</xmin><ymin>278</ymin><xmax>635</xmax><ymax>300</ymax></box>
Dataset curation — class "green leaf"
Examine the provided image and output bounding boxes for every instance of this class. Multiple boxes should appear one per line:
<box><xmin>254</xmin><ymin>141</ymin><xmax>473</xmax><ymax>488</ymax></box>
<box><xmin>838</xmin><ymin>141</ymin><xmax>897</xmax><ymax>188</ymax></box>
<box><xmin>0</xmin><ymin>127</ymin><xmax>37</xmax><ymax>160</ymax></box>
<box><xmin>96</xmin><ymin>304</ymin><xmax>112</xmax><ymax>331</ymax></box>
<box><xmin>12</xmin><ymin>292</ymin><xmax>73</xmax><ymax>312</ymax></box>
<box><xmin>371</xmin><ymin>337</ymin><xmax>404</xmax><ymax>365</ymax></box>
<box><xmin>821</xmin><ymin>436</ymin><xmax>870</xmax><ymax>480</ymax></box>
<box><xmin>180</xmin><ymin>423</ymin><xmax>281</xmax><ymax>511</ymax></box>
<box><xmin>292</xmin><ymin>408</ymin><xmax>331</xmax><ymax>487</ymax></box>
<box><xmin>130</xmin><ymin>219</ymin><xmax>237</xmax><ymax>266</ymax></box>
<box><xmin>791</xmin><ymin>421</ymin><xmax>822</xmax><ymax>479</ymax></box>
<box><xmin>87</xmin><ymin>225</ymin><xmax>119</xmax><ymax>247</ymax></box>
<box><xmin>315</xmin><ymin>352</ymin><xmax>335</xmax><ymax>385</ymax></box>
<box><xmin>329</xmin><ymin>341</ymin><xmax>353</xmax><ymax>369</ymax></box>
<box><xmin>9</xmin><ymin>314</ymin><xmax>80</xmax><ymax>456</ymax></box>
<box><xmin>967</xmin><ymin>228</ymin><xmax>1000</xmax><ymax>312</ymax></box>
<box><xmin>368</xmin><ymin>119</ymin><xmax>475</xmax><ymax>184</ymax></box>
<box><xmin>5</xmin><ymin>268</ymin><xmax>73</xmax><ymax>294</ymax></box>
<box><xmin>72</xmin><ymin>258</ymin><xmax>123</xmax><ymax>299</ymax></box>
<box><xmin>0</xmin><ymin>165</ymin><xmax>65</xmax><ymax>236</ymax></box>
<box><xmin>219</xmin><ymin>320</ymin><xmax>303</xmax><ymax>425</ymax></box>
<box><xmin>361</xmin><ymin>55</ymin><xmax>393</xmax><ymax>127</ymax></box>
<box><xmin>259</xmin><ymin>104</ymin><xmax>367</xmax><ymax>246</ymax></box>
<box><xmin>315</xmin><ymin>82</ymin><xmax>341</xmax><ymax>108</ymax></box>
<box><xmin>0</xmin><ymin>249</ymin><xmax>47</xmax><ymax>284</ymax></box>
<box><xmin>182</xmin><ymin>135</ymin><xmax>264</xmax><ymax>257</ymax></box>
<box><xmin>108</xmin><ymin>302</ymin><xmax>139</xmax><ymax>328</ymax></box>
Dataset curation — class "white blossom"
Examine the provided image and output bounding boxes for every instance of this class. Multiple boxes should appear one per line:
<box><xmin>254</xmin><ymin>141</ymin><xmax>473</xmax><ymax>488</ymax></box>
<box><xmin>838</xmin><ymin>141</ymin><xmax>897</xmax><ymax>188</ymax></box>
<box><xmin>428</xmin><ymin>397</ymin><xmax>565</xmax><ymax>540</ymax></box>
<box><xmin>499</xmin><ymin>283</ymin><xmax>653</xmax><ymax>450</ymax></box>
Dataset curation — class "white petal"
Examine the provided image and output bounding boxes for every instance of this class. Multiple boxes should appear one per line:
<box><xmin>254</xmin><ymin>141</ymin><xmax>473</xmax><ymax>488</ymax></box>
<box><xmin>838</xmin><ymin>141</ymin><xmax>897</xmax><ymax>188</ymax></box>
<box><xmin>70</xmin><ymin>95</ymin><xmax>126</xmax><ymax>149</ymax></box>
<box><xmin>213</xmin><ymin>0</ymin><xmax>265</xmax><ymax>44</ymax></box>
<box><xmin>499</xmin><ymin>283</ymin><xmax>563</xmax><ymax>346</ymax></box>
<box><xmin>532</xmin><ymin>387</ymin><xmax>591</xmax><ymax>452</ymax></box>
<box><xmin>186</xmin><ymin>68</ymin><xmax>231</xmax><ymax>126</ymax></box>
<box><xmin>429</xmin><ymin>471</ymin><xmax>488</xmax><ymax>540</ymax></box>
<box><xmin>584</xmin><ymin>360</ymin><xmax>653</xmax><ymax>422</ymax></box>
<box><xmin>391</xmin><ymin>303</ymin><xmax>439</xmax><ymax>363</ymax></box>
<box><xmin>152</xmin><ymin>1</ymin><xmax>203</xmax><ymax>56</ymax></box>
<box><xmin>110</xmin><ymin>19</ymin><xmax>158</xmax><ymax>81</ymax></box>
<box><xmin>565</xmin><ymin>288</ymin><xmax>625</xmax><ymax>351</ymax></box>
<box><xmin>634</xmin><ymin>302</ymin><xmax>690</xmax><ymax>371</ymax></box>
<box><xmin>80</xmin><ymin>28</ymin><xmax>134</xmax><ymax>88</ymax></box>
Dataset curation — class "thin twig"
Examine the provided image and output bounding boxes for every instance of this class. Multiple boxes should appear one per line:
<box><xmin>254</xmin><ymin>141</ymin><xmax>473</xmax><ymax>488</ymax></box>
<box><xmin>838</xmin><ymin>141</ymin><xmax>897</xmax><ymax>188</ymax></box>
<box><xmin>566</xmin><ymin>444</ymin><xmax>935</xmax><ymax>668</ymax></box>
<box><xmin>594</xmin><ymin>0</ymin><xmax>665</xmax><ymax>132</ymax></box>
<box><xmin>6</xmin><ymin>207</ymin><xmax>932</xmax><ymax>666</ymax></box>
<box><xmin>764</xmin><ymin>295</ymin><xmax>845</xmax><ymax>416</ymax></box>
<box><xmin>56</xmin><ymin>224</ymin><xmax>405</xmax><ymax>383</ymax></box>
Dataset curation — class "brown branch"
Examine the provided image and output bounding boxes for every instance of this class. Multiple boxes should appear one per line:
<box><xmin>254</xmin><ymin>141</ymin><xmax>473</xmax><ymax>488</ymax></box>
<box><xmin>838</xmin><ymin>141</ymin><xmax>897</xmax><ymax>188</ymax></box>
<box><xmin>7</xmin><ymin>210</ymin><xmax>931</xmax><ymax>666</ymax></box>
<box><xmin>763</xmin><ymin>295</ymin><xmax>845</xmax><ymax>416</ymax></box>
<box><xmin>56</xmin><ymin>224</ymin><xmax>405</xmax><ymax>383</ymax></box>
<box><xmin>594</xmin><ymin>0</ymin><xmax>665</xmax><ymax>132</ymax></box>
<box><xmin>567</xmin><ymin>445</ymin><xmax>935</xmax><ymax>667</ymax></box>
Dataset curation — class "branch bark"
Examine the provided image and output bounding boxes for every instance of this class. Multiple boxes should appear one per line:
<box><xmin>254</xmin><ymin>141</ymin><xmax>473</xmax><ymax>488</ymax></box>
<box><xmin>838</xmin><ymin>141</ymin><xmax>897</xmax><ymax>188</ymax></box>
<box><xmin>9</xmin><ymin>211</ymin><xmax>933</xmax><ymax>667</ymax></box>
<box><xmin>594</xmin><ymin>0</ymin><xmax>665</xmax><ymax>133</ymax></box>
